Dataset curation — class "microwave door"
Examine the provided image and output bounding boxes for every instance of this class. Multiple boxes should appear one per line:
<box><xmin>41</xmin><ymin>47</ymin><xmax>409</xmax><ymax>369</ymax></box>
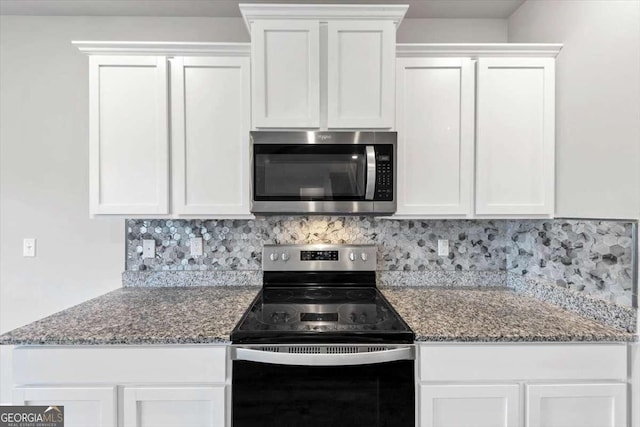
<box><xmin>365</xmin><ymin>146</ymin><xmax>376</xmax><ymax>200</ymax></box>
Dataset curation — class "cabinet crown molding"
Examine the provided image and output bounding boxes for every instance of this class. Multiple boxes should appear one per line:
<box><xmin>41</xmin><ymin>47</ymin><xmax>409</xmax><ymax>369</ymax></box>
<box><xmin>396</xmin><ymin>43</ymin><xmax>563</xmax><ymax>58</ymax></box>
<box><xmin>239</xmin><ymin>3</ymin><xmax>408</xmax><ymax>31</ymax></box>
<box><xmin>72</xmin><ymin>41</ymin><xmax>251</xmax><ymax>56</ymax></box>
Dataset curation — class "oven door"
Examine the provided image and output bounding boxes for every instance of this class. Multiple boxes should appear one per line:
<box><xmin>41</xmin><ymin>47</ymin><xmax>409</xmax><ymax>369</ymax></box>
<box><xmin>231</xmin><ymin>346</ymin><xmax>415</xmax><ymax>427</ymax></box>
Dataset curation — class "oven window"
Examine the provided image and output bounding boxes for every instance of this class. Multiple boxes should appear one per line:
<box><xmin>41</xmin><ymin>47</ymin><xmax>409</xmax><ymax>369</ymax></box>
<box><xmin>254</xmin><ymin>145</ymin><xmax>367</xmax><ymax>201</ymax></box>
<box><xmin>232</xmin><ymin>360</ymin><xmax>415</xmax><ymax>427</ymax></box>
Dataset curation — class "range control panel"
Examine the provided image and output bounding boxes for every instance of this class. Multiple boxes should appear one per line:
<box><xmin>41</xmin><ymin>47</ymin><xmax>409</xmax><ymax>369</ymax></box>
<box><xmin>263</xmin><ymin>244</ymin><xmax>377</xmax><ymax>272</ymax></box>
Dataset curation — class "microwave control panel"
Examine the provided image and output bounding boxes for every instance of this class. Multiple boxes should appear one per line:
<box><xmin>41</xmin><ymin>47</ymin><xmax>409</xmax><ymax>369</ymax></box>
<box><xmin>374</xmin><ymin>145</ymin><xmax>394</xmax><ymax>201</ymax></box>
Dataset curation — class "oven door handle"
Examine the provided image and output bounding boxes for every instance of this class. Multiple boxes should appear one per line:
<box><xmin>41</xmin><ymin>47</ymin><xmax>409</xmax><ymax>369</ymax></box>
<box><xmin>365</xmin><ymin>146</ymin><xmax>376</xmax><ymax>200</ymax></box>
<box><xmin>232</xmin><ymin>347</ymin><xmax>414</xmax><ymax>366</ymax></box>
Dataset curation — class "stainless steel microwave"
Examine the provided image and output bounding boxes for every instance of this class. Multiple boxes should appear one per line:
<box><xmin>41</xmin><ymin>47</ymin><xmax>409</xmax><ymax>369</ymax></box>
<box><xmin>251</xmin><ymin>131</ymin><xmax>396</xmax><ymax>215</ymax></box>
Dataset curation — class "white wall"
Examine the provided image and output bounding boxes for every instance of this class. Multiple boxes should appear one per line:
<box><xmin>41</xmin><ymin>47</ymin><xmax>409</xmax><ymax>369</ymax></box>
<box><xmin>0</xmin><ymin>15</ymin><xmax>250</xmax><ymax>333</ymax></box>
<box><xmin>508</xmin><ymin>0</ymin><xmax>640</xmax><ymax>219</ymax></box>
<box><xmin>398</xmin><ymin>18</ymin><xmax>507</xmax><ymax>43</ymax></box>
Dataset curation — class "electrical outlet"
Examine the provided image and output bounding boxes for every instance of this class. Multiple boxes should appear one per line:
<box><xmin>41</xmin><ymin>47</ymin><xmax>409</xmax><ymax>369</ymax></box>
<box><xmin>437</xmin><ymin>239</ymin><xmax>449</xmax><ymax>256</ymax></box>
<box><xmin>190</xmin><ymin>237</ymin><xmax>203</xmax><ymax>257</ymax></box>
<box><xmin>142</xmin><ymin>239</ymin><xmax>156</xmax><ymax>259</ymax></box>
<box><xmin>23</xmin><ymin>238</ymin><xmax>36</xmax><ymax>257</ymax></box>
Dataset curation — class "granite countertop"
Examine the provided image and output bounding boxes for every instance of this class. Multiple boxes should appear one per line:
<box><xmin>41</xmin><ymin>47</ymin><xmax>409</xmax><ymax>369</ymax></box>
<box><xmin>0</xmin><ymin>287</ymin><xmax>260</xmax><ymax>345</ymax></box>
<box><xmin>0</xmin><ymin>286</ymin><xmax>635</xmax><ymax>345</ymax></box>
<box><xmin>381</xmin><ymin>287</ymin><xmax>636</xmax><ymax>342</ymax></box>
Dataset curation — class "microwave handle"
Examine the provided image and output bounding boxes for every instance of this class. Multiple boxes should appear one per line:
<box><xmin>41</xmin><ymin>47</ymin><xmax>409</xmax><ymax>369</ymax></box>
<box><xmin>365</xmin><ymin>146</ymin><xmax>376</xmax><ymax>200</ymax></box>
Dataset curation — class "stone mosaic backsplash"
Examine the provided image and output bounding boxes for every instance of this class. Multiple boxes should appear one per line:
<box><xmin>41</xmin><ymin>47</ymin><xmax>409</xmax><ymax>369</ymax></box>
<box><xmin>508</xmin><ymin>220</ymin><xmax>636</xmax><ymax>307</ymax></box>
<box><xmin>126</xmin><ymin>218</ymin><xmax>637</xmax><ymax>308</ymax></box>
<box><xmin>126</xmin><ymin>218</ymin><xmax>507</xmax><ymax>272</ymax></box>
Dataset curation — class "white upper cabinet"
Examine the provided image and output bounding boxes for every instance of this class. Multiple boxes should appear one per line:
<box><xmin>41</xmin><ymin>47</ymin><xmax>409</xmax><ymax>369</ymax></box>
<box><xmin>241</xmin><ymin>4</ymin><xmax>407</xmax><ymax>130</ymax></box>
<box><xmin>170</xmin><ymin>56</ymin><xmax>251</xmax><ymax>216</ymax></box>
<box><xmin>476</xmin><ymin>57</ymin><xmax>555</xmax><ymax>216</ymax></box>
<box><xmin>327</xmin><ymin>20</ymin><xmax>395</xmax><ymax>128</ymax></box>
<box><xmin>393</xmin><ymin>45</ymin><xmax>560</xmax><ymax>219</ymax></box>
<box><xmin>89</xmin><ymin>56</ymin><xmax>169</xmax><ymax>216</ymax></box>
<box><xmin>251</xmin><ymin>20</ymin><xmax>320</xmax><ymax>128</ymax></box>
<box><xmin>395</xmin><ymin>58</ymin><xmax>474</xmax><ymax>216</ymax></box>
<box><xmin>78</xmin><ymin>42</ymin><xmax>252</xmax><ymax>218</ymax></box>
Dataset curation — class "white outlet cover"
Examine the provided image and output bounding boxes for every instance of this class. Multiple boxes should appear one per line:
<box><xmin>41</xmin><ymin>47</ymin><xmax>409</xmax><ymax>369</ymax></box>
<box><xmin>437</xmin><ymin>239</ymin><xmax>449</xmax><ymax>256</ymax></box>
<box><xmin>23</xmin><ymin>238</ymin><xmax>36</xmax><ymax>257</ymax></box>
<box><xmin>190</xmin><ymin>237</ymin><xmax>203</xmax><ymax>257</ymax></box>
<box><xmin>142</xmin><ymin>239</ymin><xmax>156</xmax><ymax>259</ymax></box>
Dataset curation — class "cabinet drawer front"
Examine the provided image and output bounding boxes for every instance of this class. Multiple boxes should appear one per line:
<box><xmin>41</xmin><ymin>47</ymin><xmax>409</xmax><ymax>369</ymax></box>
<box><xmin>419</xmin><ymin>344</ymin><xmax>627</xmax><ymax>382</ymax></box>
<box><xmin>14</xmin><ymin>345</ymin><xmax>228</xmax><ymax>385</ymax></box>
<box><xmin>526</xmin><ymin>383</ymin><xmax>627</xmax><ymax>427</ymax></box>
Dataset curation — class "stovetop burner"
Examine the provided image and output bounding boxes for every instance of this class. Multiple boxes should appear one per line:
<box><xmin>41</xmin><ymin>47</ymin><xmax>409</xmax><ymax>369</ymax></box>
<box><xmin>230</xmin><ymin>244</ymin><xmax>414</xmax><ymax>344</ymax></box>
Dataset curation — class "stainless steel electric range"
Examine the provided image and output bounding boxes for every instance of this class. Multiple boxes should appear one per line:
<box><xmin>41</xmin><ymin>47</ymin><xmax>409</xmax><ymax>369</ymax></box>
<box><xmin>230</xmin><ymin>244</ymin><xmax>415</xmax><ymax>427</ymax></box>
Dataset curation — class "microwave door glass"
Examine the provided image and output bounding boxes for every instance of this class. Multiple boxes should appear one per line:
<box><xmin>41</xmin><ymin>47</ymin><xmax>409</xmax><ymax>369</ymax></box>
<box><xmin>255</xmin><ymin>151</ymin><xmax>366</xmax><ymax>201</ymax></box>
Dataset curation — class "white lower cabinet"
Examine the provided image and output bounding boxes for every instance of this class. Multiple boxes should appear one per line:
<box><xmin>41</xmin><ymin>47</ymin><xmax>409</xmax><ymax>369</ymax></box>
<box><xmin>420</xmin><ymin>384</ymin><xmax>519</xmax><ymax>427</ymax></box>
<box><xmin>418</xmin><ymin>344</ymin><xmax>630</xmax><ymax>427</ymax></box>
<box><xmin>11</xmin><ymin>345</ymin><xmax>228</xmax><ymax>427</ymax></box>
<box><xmin>123</xmin><ymin>386</ymin><xmax>225</xmax><ymax>427</ymax></box>
<box><xmin>526</xmin><ymin>383</ymin><xmax>627</xmax><ymax>427</ymax></box>
<box><xmin>13</xmin><ymin>386</ymin><xmax>117</xmax><ymax>427</ymax></box>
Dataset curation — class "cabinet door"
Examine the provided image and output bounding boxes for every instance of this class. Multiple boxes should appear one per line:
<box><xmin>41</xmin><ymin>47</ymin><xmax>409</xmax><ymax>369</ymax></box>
<box><xmin>13</xmin><ymin>386</ymin><xmax>117</xmax><ymax>427</ymax></box>
<box><xmin>420</xmin><ymin>384</ymin><xmax>520</xmax><ymax>427</ymax></box>
<box><xmin>123</xmin><ymin>386</ymin><xmax>225</xmax><ymax>427</ymax></box>
<box><xmin>526</xmin><ymin>383</ymin><xmax>627</xmax><ymax>427</ymax></box>
<box><xmin>395</xmin><ymin>58</ymin><xmax>474</xmax><ymax>216</ymax></box>
<box><xmin>251</xmin><ymin>20</ymin><xmax>320</xmax><ymax>128</ymax></box>
<box><xmin>327</xmin><ymin>20</ymin><xmax>395</xmax><ymax>128</ymax></box>
<box><xmin>89</xmin><ymin>56</ymin><xmax>169</xmax><ymax>215</ymax></box>
<box><xmin>171</xmin><ymin>57</ymin><xmax>251</xmax><ymax>216</ymax></box>
<box><xmin>476</xmin><ymin>58</ymin><xmax>555</xmax><ymax>216</ymax></box>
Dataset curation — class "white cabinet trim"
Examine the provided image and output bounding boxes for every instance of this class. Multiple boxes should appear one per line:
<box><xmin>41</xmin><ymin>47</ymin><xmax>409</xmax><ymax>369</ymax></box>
<box><xmin>73</xmin><ymin>41</ymin><xmax>251</xmax><ymax>56</ymax></box>
<box><xmin>396</xmin><ymin>43</ymin><xmax>563</xmax><ymax>58</ymax></box>
<box><xmin>239</xmin><ymin>4</ymin><xmax>409</xmax><ymax>30</ymax></box>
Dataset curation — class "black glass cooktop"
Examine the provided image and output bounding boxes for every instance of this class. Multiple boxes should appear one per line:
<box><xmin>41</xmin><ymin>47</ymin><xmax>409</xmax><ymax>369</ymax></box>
<box><xmin>230</xmin><ymin>286</ymin><xmax>414</xmax><ymax>344</ymax></box>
